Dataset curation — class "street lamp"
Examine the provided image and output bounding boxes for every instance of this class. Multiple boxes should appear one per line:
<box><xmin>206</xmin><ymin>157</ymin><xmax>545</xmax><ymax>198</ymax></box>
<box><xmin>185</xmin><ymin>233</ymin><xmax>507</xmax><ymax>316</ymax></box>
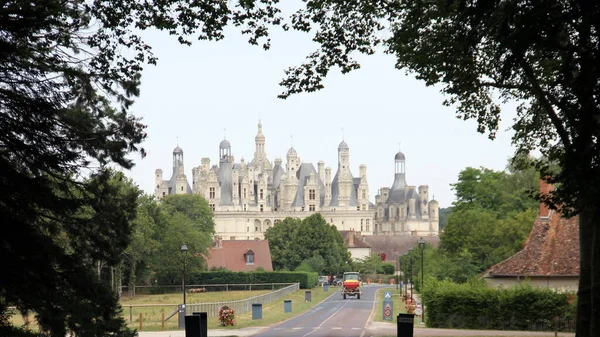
<box><xmin>180</xmin><ymin>244</ymin><xmax>188</xmax><ymax>306</ymax></box>
<box><xmin>408</xmin><ymin>247</ymin><xmax>414</xmax><ymax>300</ymax></box>
<box><xmin>418</xmin><ymin>237</ymin><xmax>426</xmax><ymax>291</ymax></box>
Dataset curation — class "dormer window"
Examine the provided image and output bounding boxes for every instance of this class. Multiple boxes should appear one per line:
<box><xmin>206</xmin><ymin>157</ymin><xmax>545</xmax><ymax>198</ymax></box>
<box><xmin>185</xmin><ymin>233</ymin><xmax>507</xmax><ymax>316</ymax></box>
<box><xmin>245</xmin><ymin>250</ymin><xmax>255</xmax><ymax>265</ymax></box>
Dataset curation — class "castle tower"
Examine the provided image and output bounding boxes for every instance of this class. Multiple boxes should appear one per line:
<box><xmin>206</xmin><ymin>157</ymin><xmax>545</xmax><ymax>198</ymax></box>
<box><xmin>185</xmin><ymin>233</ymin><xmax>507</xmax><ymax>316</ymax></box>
<box><xmin>358</xmin><ymin>164</ymin><xmax>369</xmax><ymax>210</ymax></box>
<box><xmin>173</xmin><ymin>145</ymin><xmax>184</xmax><ymax>174</ymax></box>
<box><xmin>335</xmin><ymin>140</ymin><xmax>353</xmax><ymax>206</ymax></box>
<box><xmin>254</xmin><ymin>120</ymin><xmax>266</xmax><ymax>162</ymax></box>
<box><xmin>419</xmin><ymin>185</ymin><xmax>429</xmax><ymax>219</ymax></box>
<box><xmin>428</xmin><ymin>197</ymin><xmax>440</xmax><ymax>233</ymax></box>
<box><xmin>286</xmin><ymin>147</ymin><xmax>299</xmax><ymax>174</ymax></box>
<box><xmin>218</xmin><ymin>138</ymin><xmax>234</xmax><ymax>206</ymax></box>
<box><xmin>219</xmin><ymin>139</ymin><xmax>232</xmax><ymax>163</ymax></box>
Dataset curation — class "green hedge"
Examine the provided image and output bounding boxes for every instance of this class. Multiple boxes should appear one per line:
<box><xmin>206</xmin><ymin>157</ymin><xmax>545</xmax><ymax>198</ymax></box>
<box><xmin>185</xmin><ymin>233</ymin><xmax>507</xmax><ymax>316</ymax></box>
<box><xmin>422</xmin><ymin>279</ymin><xmax>576</xmax><ymax>331</ymax></box>
<box><xmin>188</xmin><ymin>271</ymin><xmax>318</xmax><ymax>289</ymax></box>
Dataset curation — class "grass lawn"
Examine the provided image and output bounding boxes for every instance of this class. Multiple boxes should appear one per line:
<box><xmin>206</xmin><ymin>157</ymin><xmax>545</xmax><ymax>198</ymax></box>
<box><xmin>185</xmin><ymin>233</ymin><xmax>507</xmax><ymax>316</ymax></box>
<box><xmin>11</xmin><ymin>288</ymin><xmax>331</xmax><ymax>332</ymax></box>
<box><xmin>371</xmin><ymin>286</ymin><xmax>407</xmax><ymax>323</ymax></box>
<box><xmin>211</xmin><ymin>286</ymin><xmax>336</xmax><ymax>331</ymax></box>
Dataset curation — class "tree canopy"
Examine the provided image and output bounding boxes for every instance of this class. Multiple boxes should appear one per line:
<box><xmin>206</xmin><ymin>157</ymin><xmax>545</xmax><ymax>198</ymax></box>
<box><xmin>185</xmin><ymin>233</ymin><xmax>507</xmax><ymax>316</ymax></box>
<box><xmin>438</xmin><ymin>164</ymin><xmax>538</xmax><ymax>276</ymax></box>
<box><xmin>265</xmin><ymin>213</ymin><xmax>352</xmax><ymax>274</ymax></box>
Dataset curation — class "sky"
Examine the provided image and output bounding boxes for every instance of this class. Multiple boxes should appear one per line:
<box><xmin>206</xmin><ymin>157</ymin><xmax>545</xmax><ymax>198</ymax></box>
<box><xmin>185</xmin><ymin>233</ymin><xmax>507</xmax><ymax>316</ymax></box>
<box><xmin>126</xmin><ymin>13</ymin><xmax>519</xmax><ymax>209</ymax></box>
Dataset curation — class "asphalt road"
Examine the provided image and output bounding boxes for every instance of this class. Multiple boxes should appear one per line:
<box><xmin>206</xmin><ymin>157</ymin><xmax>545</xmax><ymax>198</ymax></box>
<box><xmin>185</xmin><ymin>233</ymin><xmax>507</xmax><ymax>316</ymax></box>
<box><xmin>253</xmin><ymin>284</ymin><xmax>385</xmax><ymax>337</ymax></box>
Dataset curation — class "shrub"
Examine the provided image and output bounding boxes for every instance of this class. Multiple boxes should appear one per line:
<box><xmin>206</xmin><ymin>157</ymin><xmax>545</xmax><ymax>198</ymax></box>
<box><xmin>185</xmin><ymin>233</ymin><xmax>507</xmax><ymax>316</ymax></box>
<box><xmin>218</xmin><ymin>306</ymin><xmax>236</xmax><ymax>326</ymax></box>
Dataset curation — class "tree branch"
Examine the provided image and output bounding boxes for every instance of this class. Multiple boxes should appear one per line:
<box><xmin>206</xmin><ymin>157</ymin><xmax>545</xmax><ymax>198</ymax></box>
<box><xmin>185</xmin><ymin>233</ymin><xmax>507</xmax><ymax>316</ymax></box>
<box><xmin>519</xmin><ymin>60</ymin><xmax>573</xmax><ymax>151</ymax></box>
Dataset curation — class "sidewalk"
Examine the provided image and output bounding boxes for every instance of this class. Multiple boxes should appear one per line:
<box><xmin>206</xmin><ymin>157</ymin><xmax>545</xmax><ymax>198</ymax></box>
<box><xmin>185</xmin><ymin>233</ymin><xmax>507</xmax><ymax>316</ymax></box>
<box><xmin>137</xmin><ymin>327</ymin><xmax>266</xmax><ymax>337</ymax></box>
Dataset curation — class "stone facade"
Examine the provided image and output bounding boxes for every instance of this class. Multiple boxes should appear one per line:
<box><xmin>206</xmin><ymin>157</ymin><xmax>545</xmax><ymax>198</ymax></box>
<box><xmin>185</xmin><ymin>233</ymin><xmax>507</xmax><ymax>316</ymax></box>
<box><xmin>373</xmin><ymin>151</ymin><xmax>440</xmax><ymax>236</ymax></box>
<box><xmin>154</xmin><ymin>121</ymin><xmax>439</xmax><ymax>239</ymax></box>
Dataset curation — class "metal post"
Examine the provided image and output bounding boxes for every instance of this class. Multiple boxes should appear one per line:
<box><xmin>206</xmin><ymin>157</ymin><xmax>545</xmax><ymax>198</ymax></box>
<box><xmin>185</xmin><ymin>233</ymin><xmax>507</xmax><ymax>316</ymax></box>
<box><xmin>181</xmin><ymin>244</ymin><xmax>189</xmax><ymax>307</ymax></box>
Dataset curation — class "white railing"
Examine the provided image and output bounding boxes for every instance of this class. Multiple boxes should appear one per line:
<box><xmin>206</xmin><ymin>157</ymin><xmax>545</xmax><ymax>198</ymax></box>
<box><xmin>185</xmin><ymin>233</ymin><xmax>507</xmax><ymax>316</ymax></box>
<box><xmin>185</xmin><ymin>283</ymin><xmax>300</xmax><ymax>318</ymax></box>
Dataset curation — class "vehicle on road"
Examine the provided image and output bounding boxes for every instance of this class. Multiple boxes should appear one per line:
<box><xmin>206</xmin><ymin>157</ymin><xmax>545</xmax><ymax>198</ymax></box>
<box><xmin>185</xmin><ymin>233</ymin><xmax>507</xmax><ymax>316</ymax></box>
<box><xmin>341</xmin><ymin>272</ymin><xmax>362</xmax><ymax>299</ymax></box>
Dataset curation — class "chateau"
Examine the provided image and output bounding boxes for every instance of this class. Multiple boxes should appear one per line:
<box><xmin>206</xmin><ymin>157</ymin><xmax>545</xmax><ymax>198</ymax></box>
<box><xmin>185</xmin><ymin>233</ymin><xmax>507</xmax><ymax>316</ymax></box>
<box><xmin>154</xmin><ymin>122</ymin><xmax>439</xmax><ymax>239</ymax></box>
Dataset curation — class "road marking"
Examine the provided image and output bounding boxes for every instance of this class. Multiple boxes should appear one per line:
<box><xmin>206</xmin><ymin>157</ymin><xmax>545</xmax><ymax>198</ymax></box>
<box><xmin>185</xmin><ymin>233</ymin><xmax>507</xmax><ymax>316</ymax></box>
<box><xmin>293</xmin><ymin>327</ymin><xmax>303</xmax><ymax>330</ymax></box>
<box><xmin>301</xmin><ymin>299</ymin><xmax>351</xmax><ymax>337</ymax></box>
<box><xmin>332</xmin><ymin>327</ymin><xmax>342</xmax><ymax>330</ymax></box>
<box><xmin>351</xmin><ymin>327</ymin><xmax>362</xmax><ymax>330</ymax></box>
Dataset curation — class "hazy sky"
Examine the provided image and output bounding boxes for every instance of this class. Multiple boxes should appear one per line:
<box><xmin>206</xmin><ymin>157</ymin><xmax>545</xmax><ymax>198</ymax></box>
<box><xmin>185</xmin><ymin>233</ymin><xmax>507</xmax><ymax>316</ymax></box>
<box><xmin>126</xmin><ymin>16</ymin><xmax>519</xmax><ymax>209</ymax></box>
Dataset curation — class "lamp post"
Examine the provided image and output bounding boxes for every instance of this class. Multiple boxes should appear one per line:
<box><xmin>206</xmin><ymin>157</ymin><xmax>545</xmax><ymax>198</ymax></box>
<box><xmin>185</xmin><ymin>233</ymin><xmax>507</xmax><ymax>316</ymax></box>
<box><xmin>408</xmin><ymin>247</ymin><xmax>414</xmax><ymax>300</ymax></box>
<box><xmin>419</xmin><ymin>237</ymin><xmax>426</xmax><ymax>322</ymax></box>
<box><xmin>180</xmin><ymin>244</ymin><xmax>188</xmax><ymax>306</ymax></box>
<box><xmin>418</xmin><ymin>237</ymin><xmax>426</xmax><ymax>290</ymax></box>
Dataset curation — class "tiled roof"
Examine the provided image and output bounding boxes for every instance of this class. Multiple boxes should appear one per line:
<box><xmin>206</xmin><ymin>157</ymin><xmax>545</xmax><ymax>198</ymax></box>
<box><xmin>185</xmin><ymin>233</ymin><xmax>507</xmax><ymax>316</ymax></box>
<box><xmin>485</xmin><ymin>211</ymin><xmax>580</xmax><ymax>277</ymax></box>
<box><xmin>362</xmin><ymin>235</ymin><xmax>439</xmax><ymax>262</ymax></box>
<box><xmin>339</xmin><ymin>230</ymin><xmax>371</xmax><ymax>248</ymax></box>
<box><xmin>206</xmin><ymin>240</ymin><xmax>273</xmax><ymax>272</ymax></box>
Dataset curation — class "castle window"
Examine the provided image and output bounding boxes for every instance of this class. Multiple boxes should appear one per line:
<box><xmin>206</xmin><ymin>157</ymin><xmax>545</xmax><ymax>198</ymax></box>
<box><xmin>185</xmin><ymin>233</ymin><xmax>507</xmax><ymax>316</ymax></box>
<box><xmin>362</xmin><ymin>204</ymin><xmax>366</xmax><ymax>210</ymax></box>
<box><xmin>156</xmin><ymin>185</ymin><xmax>159</xmax><ymax>188</ymax></box>
<box><xmin>260</xmin><ymin>189</ymin><xmax>264</xmax><ymax>199</ymax></box>
<box><xmin>260</xmin><ymin>204</ymin><xmax>264</xmax><ymax>212</ymax></box>
<box><xmin>366</xmin><ymin>219</ymin><xmax>370</xmax><ymax>226</ymax></box>
<box><xmin>243</xmin><ymin>204</ymin><xmax>247</xmax><ymax>211</ymax></box>
<box><xmin>247</xmin><ymin>226</ymin><xmax>249</xmax><ymax>232</ymax></box>
<box><xmin>309</xmin><ymin>205</ymin><xmax>315</xmax><ymax>211</ymax></box>
<box><xmin>209</xmin><ymin>187</ymin><xmax>215</xmax><ymax>199</ymax></box>
<box><xmin>361</xmin><ymin>224</ymin><xmax>363</xmax><ymax>231</ymax></box>
<box><xmin>362</xmin><ymin>190</ymin><xmax>366</xmax><ymax>199</ymax></box>
<box><xmin>361</xmin><ymin>219</ymin><xmax>364</xmax><ymax>225</ymax></box>
<box><xmin>366</xmin><ymin>224</ymin><xmax>370</xmax><ymax>232</ymax></box>
<box><xmin>309</xmin><ymin>189</ymin><xmax>316</xmax><ymax>200</ymax></box>
<box><xmin>181</xmin><ymin>186</ymin><xmax>184</xmax><ymax>191</ymax></box>
<box><xmin>357</xmin><ymin>206</ymin><xmax>360</xmax><ymax>211</ymax></box>
<box><xmin>209</xmin><ymin>204</ymin><xmax>215</xmax><ymax>211</ymax></box>
<box><xmin>243</xmin><ymin>188</ymin><xmax>247</xmax><ymax>198</ymax></box>
<box><xmin>301</xmin><ymin>207</ymin><xmax>305</xmax><ymax>211</ymax></box>
<box><xmin>162</xmin><ymin>192</ymin><xmax>166</xmax><ymax>196</ymax></box>
<box><xmin>392</xmin><ymin>224</ymin><xmax>396</xmax><ymax>232</ymax></box>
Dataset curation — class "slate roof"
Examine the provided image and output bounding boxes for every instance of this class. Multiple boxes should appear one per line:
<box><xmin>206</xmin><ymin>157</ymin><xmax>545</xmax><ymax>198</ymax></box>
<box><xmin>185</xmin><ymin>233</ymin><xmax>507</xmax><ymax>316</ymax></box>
<box><xmin>485</xmin><ymin>211</ymin><xmax>580</xmax><ymax>277</ymax></box>
<box><xmin>329</xmin><ymin>170</ymin><xmax>359</xmax><ymax>207</ymax></box>
<box><xmin>291</xmin><ymin>163</ymin><xmax>326</xmax><ymax>207</ymax></box>
<box><xmin>206</xmin><ymin>239</ymin><xmax>273</xmax><ymax>272</ymax></box>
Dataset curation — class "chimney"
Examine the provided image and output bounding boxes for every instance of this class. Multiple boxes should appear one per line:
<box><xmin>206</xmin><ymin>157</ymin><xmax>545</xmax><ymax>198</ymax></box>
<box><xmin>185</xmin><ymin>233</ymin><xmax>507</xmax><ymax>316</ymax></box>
<box><xmin>539</xmin><ymin>178</ymin><xmax>553</xmax><ymax>217</ymax></box>
<box><xmin>349</xmin><ymin>229</ymin><xmax>355</xmax><ymax>247</ymax></box>
<box><xmin>215</xmin><ymin>236</ymin><xmax>223</xmax><ymax>248</ymax></box>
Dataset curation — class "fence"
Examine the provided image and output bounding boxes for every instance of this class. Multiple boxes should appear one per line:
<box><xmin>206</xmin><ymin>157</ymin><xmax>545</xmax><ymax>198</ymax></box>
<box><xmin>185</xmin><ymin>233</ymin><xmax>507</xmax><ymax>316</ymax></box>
<box><xmin>121</xmin><ymin>282</ymin><xmax>292</xmax><ymax>296</ymax></box>
<box><xmin>185</xmin><ymin>283</ymin><xmax>300</xmax><ymax>318</ymax></box>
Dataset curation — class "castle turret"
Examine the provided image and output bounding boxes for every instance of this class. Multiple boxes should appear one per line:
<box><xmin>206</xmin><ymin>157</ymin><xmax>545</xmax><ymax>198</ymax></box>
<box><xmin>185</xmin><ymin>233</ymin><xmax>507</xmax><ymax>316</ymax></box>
<box><xmin>324</xmin><ymin>167</ymin><xmax>332</xmax><ymax>206</ymax></box>
<box><xmin>331</xmin><ymin>140</ymin><xmax>354</xmax><ymax>207</ymax></box>
<box><xmin>419</xmin><ymin>185</ymin><xmax>429</xmax><ymax>219</ymax></box>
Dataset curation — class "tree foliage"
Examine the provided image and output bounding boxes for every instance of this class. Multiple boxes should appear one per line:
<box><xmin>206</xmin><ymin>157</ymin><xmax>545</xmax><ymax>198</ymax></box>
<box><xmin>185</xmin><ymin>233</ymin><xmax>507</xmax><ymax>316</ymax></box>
<box><xmin>265</xmin><ymin>214</ymin><xmax>351</xmax><ymax>274</ymax></box>
<box><xmin>438</xmin><ymin>165</ymin><xmax>538</xmax><ymax>277</ymax></box>
<box><xmin>124</xmin><ymin>194</ymin><xmax>215</xmax><ymax>286</ymax></box>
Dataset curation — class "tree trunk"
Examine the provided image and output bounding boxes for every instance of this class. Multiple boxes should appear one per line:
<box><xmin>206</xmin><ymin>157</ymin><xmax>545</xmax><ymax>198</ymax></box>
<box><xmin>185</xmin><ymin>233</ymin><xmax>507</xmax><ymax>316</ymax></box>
<box><xmin>129</xmin><ymin>258</ymin><xmax>136</xmax><ymax>299</ymax></box>
<box><xmin>576</xmin><ymin>205</ymin><xmax>599</xmax><ymax>337</ymax></box>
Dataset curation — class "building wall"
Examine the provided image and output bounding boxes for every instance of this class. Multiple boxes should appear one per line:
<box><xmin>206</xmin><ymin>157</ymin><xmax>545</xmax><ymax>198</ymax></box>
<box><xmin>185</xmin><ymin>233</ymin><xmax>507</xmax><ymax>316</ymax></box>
<box><xmin>485</xmin><ymin>276</ymin><xmax>579</xmax><ymax>293</ymax></box>
<box><xmin>349</xmin><ymin>247</ymin><xmax>371</xmax><ymax>260</ymax></box>
<box><xmin>214</xmin><ymin>209</ymin><xmax>374</xmax><ymax>240</ymax></box>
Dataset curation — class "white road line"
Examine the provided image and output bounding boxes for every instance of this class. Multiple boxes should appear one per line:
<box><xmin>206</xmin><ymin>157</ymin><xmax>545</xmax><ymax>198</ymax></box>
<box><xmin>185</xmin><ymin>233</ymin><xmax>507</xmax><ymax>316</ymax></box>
<box><xmin>332</xmin><ymin>327</ymin><xmax>342</xmax><ymax>330</ymax></box>
<box><xmin>292</xmin><ymin>327</ymin><xmax>303</xmax><ymax>330</ymax></box>
<box><xmin>351</xmin><ymin>327</ymin><xmax>362</xmax><ymax>330</ymax></box>
<box><xmin>301</xmin><ymin>299</ymin><xmax>351</xmax><ymax>337</ymax></box>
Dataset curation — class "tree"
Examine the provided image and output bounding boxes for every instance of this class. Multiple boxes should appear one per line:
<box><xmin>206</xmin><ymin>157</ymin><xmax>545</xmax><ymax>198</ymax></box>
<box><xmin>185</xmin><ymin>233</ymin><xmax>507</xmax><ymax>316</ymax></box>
<box><xmin>439</xmin><ymin>165</ymin><xmax>538</xmax><ymax>276</ymax></box>
<box><xmin>260</xmin><ymin>3</ymin><xmax>599</xmax><ymax>335</ymax></box>
<box><xmin>265</xmin><ymin>214</ymin><xmax>352</xmax><ymax>273</ymax></box>
<box><xmin>128</xmin><ymin>194</ymin><xmax>215</xmax><ymax>284</ymax></box>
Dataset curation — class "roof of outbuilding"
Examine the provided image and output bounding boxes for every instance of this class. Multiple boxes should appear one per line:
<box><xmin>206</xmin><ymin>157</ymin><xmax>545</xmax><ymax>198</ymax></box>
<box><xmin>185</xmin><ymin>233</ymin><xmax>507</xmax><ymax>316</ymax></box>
<box><xmin>484</xmin><ymin>211</ymin><xmax>580</xmax><ymax>277</ymax></box>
